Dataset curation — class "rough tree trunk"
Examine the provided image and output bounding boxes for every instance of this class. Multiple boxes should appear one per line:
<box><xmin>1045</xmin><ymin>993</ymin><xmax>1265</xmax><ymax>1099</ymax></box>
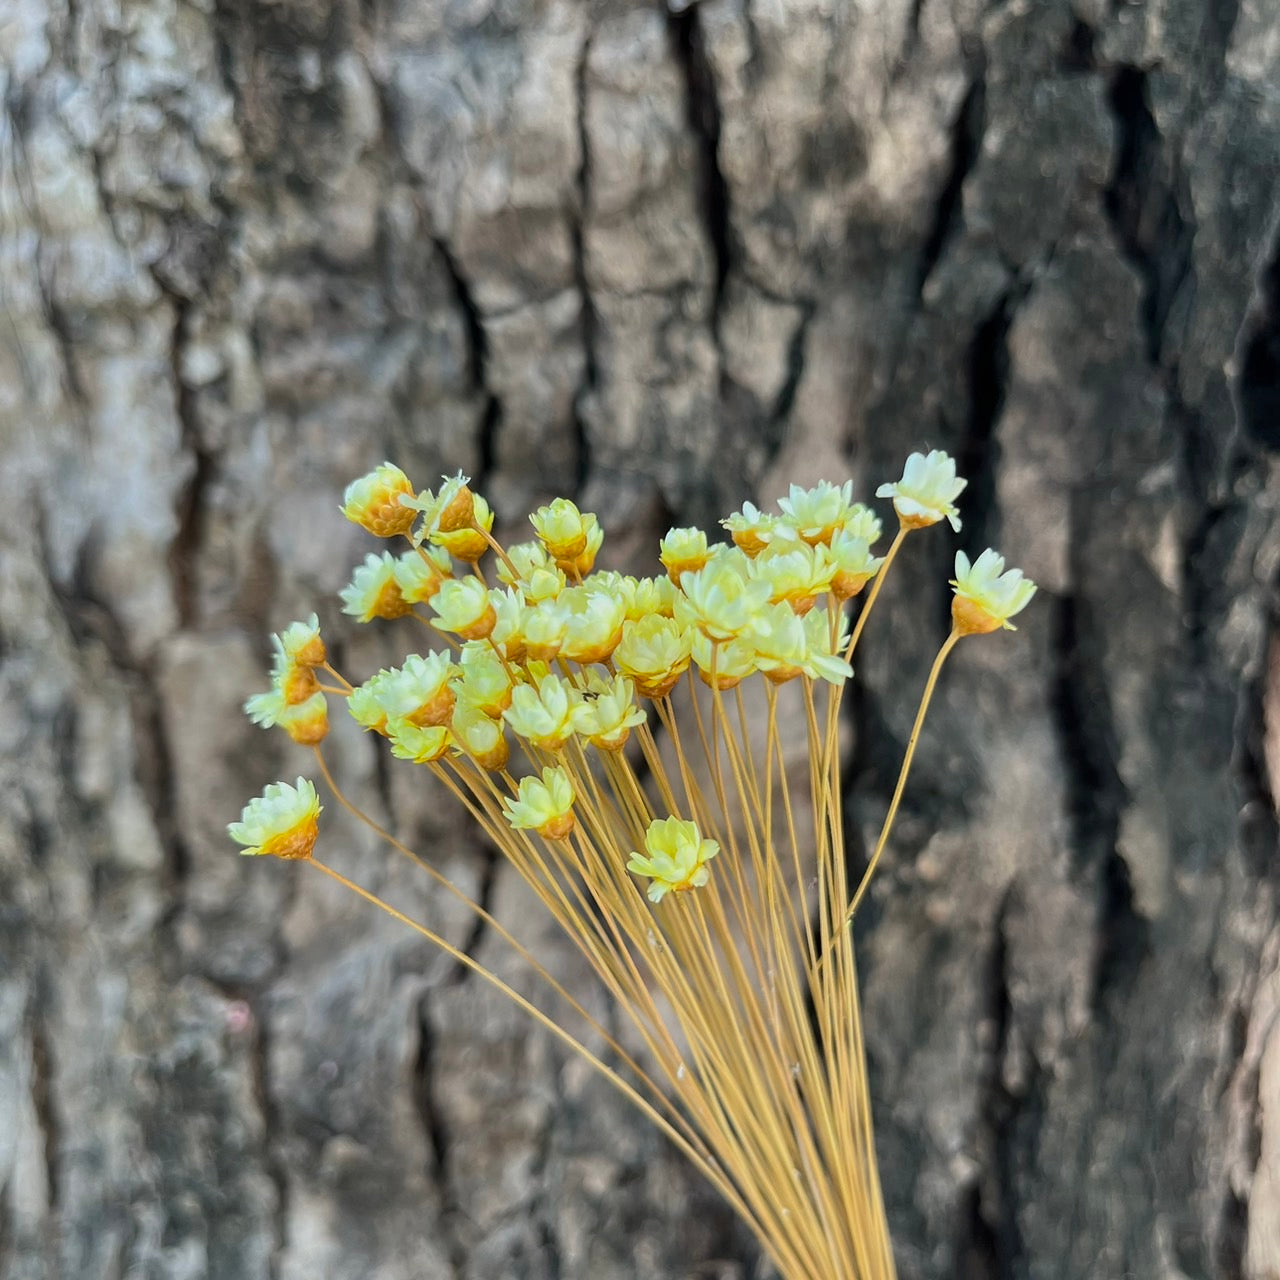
<box><xmin>2</xmin><ymin>0</ymin><xmax>1278</xmax><ymax>1277</ymax></box>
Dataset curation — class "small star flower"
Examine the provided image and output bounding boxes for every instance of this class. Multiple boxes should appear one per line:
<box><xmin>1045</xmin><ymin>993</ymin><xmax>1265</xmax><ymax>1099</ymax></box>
<box><xmin>674</xmin><ymin>552</ymin><xmax>771</xmax><ymax>642</ymax></box>
<box><xmin>229</xmin><ymin>777</ymin><xmax>322</xmax><ymax>860</ymax></box>
<box><xmin>503</xmin><ymin>672</ymin><xmax>582</xmax><ymax>752</ymax></box>
<box><xmin>721</xmin><ymin>502</ymin><xmax>777</xmax><ymax>557</ymax></box>
<box><xmin>274</xmin><ymin>614</ymin><xmax>326</xmax><ymax>669</ymax></box>
<box><xmin>572</xmin><ymin>674</ymin><xmax>646</xmax><ymax>752</ymax></box>
<box><xmin>451</xmin><ymin>703</ymin><xmax>510</xmax><ymax>772</ymax></box>
<box><xmin>394</xmin><ymin>547</ymin><xmax>452</xmax><ymax>604</ymax></box>
<box><xmin>776</xmin><ymin>480</ymin><xmax>857</xmax><ymax>546</ymax></box>
<box><xmin>530</xmin><ymin>499</ymin><xmax>592</xmax><ymax>561</ymax></box>
<box><xmin>501</xmin><ymin>766</ymin><xmax>576</xmax><ymax>840</ymax></box>
<box><xmin>430</xmin><ymin>576</ymin><xmax>497</xmax><ymax>640</ymax></box>
<box><xmin>950</xmin><ymin>549</ymin><xmax>1037</xmax><ymax>635</ymax></box>
<box><xmin>626</xmin><ymin>817</ymin><xmax>719</xmax><ymax>903</ymax></box>
<box><xmin>387</xmin><ymin>720</ymin><xmax>452</xmax><ymax>763</ymax></box>
<box><xmin>376</xmin><ymin>652</ymin><xmax>458</xmax><ymax>727</ymax></box>
<box><xmin>876</xmin><ymin>450</ymin><xmax>967</xmax><ymax>532</ymax></box>
<box><xmin>828</xmin><ymin>530</ymin><xmax>884</xmax><ymax>601</ymax></box>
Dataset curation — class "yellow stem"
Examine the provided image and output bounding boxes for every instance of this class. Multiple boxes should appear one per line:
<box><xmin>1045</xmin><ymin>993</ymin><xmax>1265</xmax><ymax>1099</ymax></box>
<box><xmin>844</xmin><ymin>525</ymin><xmax>908</xmax><ymax>664</ymax></box>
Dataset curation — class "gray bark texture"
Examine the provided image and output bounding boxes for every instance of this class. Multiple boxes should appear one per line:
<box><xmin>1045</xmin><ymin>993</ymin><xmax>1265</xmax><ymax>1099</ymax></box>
<box><xmin>2</xmin><ymin>0</ymin><xmax>1279</xmax><ymax>1276</ymax></box>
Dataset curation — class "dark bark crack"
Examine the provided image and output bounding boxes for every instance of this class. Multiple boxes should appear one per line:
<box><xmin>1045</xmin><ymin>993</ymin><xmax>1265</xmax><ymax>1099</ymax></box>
<box><xmin>413</xmin><ymin>992</ymin><xmax>465</xmax><ymax>1278</ymax></box>
<box><xmin>433</xmin><ymin>236</ymin><xmax>503</xmax><ymax>494</ymax></box>
<box><xmin>450</xmin><ymin>844</ymin><xmax>498</xmax><ymax>986</ymax></box>
<box><xmin>916</xmin><ymin>74</ymin><xmax>986</xmax><ymax>299</ymax></box>
<box><xmin>1049</xmin><ymin>589</ymin><xmax>1147</xmax><ymax>1006</ymax></box>
<box><xmin>670</xmin><ymin>5</ymin><xmax>732</xmax><ymax>338</ymax></box>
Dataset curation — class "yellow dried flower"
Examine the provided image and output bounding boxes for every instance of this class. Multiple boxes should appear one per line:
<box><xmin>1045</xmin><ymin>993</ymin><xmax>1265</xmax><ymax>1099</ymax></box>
<box><xmin>828</xmin><ymin>530</ymin><xmax>884</xmax><ymax>601</ymax></box>
<box><xmin>376</xmin><ymin>652</ymin><xmax>458</xmax><ymax>727</ymax></box>
<box><xmin>674</xmin><ymin>552</ymin><xmax>771</xmax><ymax>641</ymax></box>
<box><xmin>573</xmin><ymin>673</ymin><xmax>646</xmax><ymax>751</ymax></box>
<box><xmin>457</xmin><ymin>642</ymin><xmax>515</xmax><ymax>718</ymax></box>
<box><xmin>777</xmin><ymin>480</ymin><xmax>857</xmax><ymax>547</ymax></box>
<box><xmin>626</xmin><ymin>816</ymin><xmax>719</xmax><ymax>903</ymax></box>
<box><xmin>559</xmin><ymin>585</ymin><xmax>626</xmax><ymax>665</ymax></box>
<box><xmin>341</xmin><ymin>463</ymin><xmax>417</xmax><ymax>538</ymax></box>
<box><xmin>691</xmin><ymin>634</ymin><xmax>758</xmax><ymax>690</ymax></box>
<box><xmin>523</xmin><ymin>600</ymin><xmax>569</xmax><ymax>662</ymax></box>
<box><xmin>876</xmin><ymin>450</ymin><xmax>966</xmax><ymax>531</ymax></box>
<box><xmin>659</xmin><ymin>527</ymin><xmax>712</xmax><ymax>585</ymax></box>
<box><xmin>614</xmin><ymin>615</ymin><xmax>694</xmax><ymax>698</ymax></box>
<box><xmin>450</xmin><ymin>703</ymin><xmax>510</xmax><ymax>772</ymax></box>
<box><xmin>501</xmin><ymin>766</ymin><xmax>576</xmax><ymax>840</ymax></box>
<box><xmin>530</xmin><ymin>498</ymin><xmax>591</xmax><ymax>561</ymax></box>
<box><xmin>503</xmin><ymin>672</ymin><xmax>582</xmax><ymax>752</ymax></box>
<box><xmin>721</xmin><ymin>502</ymin><xmax>777</xmax><ymax>557</ymax></box>
<box><xmin>394</xmin><ymin>546</ymin><xmax>452</xmax><ymax>604</ymax></box>
<box><xmin>274</xmin><ymin>613</ymin><xmax>326</xmax><ymax>670</ymax></box>
<box><xmin>431</xmin><ymin>577</ymin><xmax>497</xmax><ymax>640</ymax></box>
<box><xmin>387</xmin><ymin>719</ymin><xmax>452</xmax><ymax>763</ymax></box>
<box><xmin>950</xmin><ymin>549</ymin><xmax>1037</xmax><ymax>635</ymax></box>
<box><xmin>341</xmin><ymin>552</ymin><xmax>413</xmax><ymax>622</ymax></box>
<box><xmin>752</xmin><ymin>539</ymin><xmax>836</xmax><ymax>614</ymax></box>
<box><xmin>430</xmin><ymin>493</ymin><xmax>494</xmax><ymax>562</ymax></box>
<box><xmin>348</xmin><ymin>675</ymin><xmax>391</xmax><ymax>735</ymax></box>
<box><xmin>229</xmin><ymin>777</ymin><xmax>321</xmax><ymax>860</ymax></box>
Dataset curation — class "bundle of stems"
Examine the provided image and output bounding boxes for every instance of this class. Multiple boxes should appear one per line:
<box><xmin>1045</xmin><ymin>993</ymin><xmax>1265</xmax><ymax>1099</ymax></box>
<box><xmin>230</xmin><ymin>455</ymin><xmax>1035</xmax><ymax>1280</ymax></box>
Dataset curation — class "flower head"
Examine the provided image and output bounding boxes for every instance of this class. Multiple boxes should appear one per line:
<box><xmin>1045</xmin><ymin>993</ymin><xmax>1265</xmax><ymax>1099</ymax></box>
<box><xmin>950</xmin><ymin>549</ymin><xmax>1037</xmax><ymax>635</ymax></box>
<box><xmin>573</xmin><ymin>673</ymin><xmax>646</xmax><ymax>751</ymax></box>
<box><xmin>558</xmin><ymin>585</ymin><xmax>626</xmax><ymax>665</ymax></box>
<box><xmin>431</xmin><ymin>576</ymin><xmax>496</xmax><ymax>640</ymax></box>
<box><xmin>659</xmin><ymin>527</ymin><xmax>712</xmax><ymax>585</ymax></box>
<box><xmin>341</xmin><ymin>552</ymin><xmax>413</xmax><ymax>622</ymax></box>
<box><xmin>501</xmin><ymin>766</ymin><xmax>576</xmax><ymax>840</ymax></box>
<box><xmin>387</xmin><ymin>719</ymin><xmax>451</xmax><ymax>763</ymax></box>
<box><xmin>626</xmin><ymin>817</ymin><xmax>719</xmax><ymax>903</ymax></box>
<box><xmin>614</xmin><ymin>615</ymin><xmax>693</xmax><ymax>698</ymax></box>
<box><xmin>777</xmin><ymin>480</ymin><xmax>857</xmax><ymax>546</ymax></box>
<box><xmin>828</xmin><ymin>530</ymin><xmax>884</xmax><ymax>601</ymax></box>
<box><xmin>229</xmin><ymin>777</ymin><xmax>321</xmax><ymax>860</ymax></box>
<box><xmin>503</xmin><ymin>672</ymin><xmax>582</xmax><ymax>752</ymax></box>
<box><xmin>721</xmin><ymin>502</ymin><xmax>777</xmax><ymax>557</ymax></box>
<box><xmin>691</xmin><ymin>634</ymin><xmax>757</xmax><ymax>690</ymax></box>
<box><xmin>394</xmin><ymin>546</ymin><xmax>452</xmax><ymax>604</ymax></box>
<box><xmin>348</xmin><ymin>674</ymin><xmax>391</xmax><ymax>735</ymax></box>
<box><xmin>752</xmin><ymin>539</ymin><xmax>836</xmax><ymax>614</ymax></box>
<box><xmin>376</xmin><ymin>652</ymin><xmax>458</xmax><ymax>727</ymax></box>
<box><xmin>674</xmin><ymin>552</ymin><xmax>771</xmax><ymax>642</ymax></box>
<box><xmin>430</xmin><ymin>494</ymin><xmax>494</xmax><ymax>562</ymax></box>
<box><xmin>341</xmin><ymin>463</ymin><xmax>417</xmax><ymax>538</ymax></box>
<box><xmin>244</xmin><ymin>683</ymin><xmax>329</xmax><ymax>745</ymax></box>
<box><xmin>274</xmin><ymin>614</ymin><xmax>326</xmax><ymax>670</ymax></box>
<box><xmin>458</xmin><ymin>642</ymin><xmax>515</xmax><ymax>717</ymax></box>
<box><xmin>451</xmin><ymin>703</ymin><xmax>509</xmax><ymax>772</ymax></box>
<box><xmin>875</xmin><ymin>450</ymin><xmax>966</xmax><ymax>532</ymax></box>
<box><xmin>530</xmin><ymin>499</ymin><xmax>591</xmax><ymax>562</ymax></box>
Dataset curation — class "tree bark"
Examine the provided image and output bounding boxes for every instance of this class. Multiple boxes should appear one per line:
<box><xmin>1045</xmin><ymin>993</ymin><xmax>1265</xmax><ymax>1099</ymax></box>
<box><xmin>2</xmin><ymin>0</ymin><xmax>1278</xmax><ymax>1277</ymax></box>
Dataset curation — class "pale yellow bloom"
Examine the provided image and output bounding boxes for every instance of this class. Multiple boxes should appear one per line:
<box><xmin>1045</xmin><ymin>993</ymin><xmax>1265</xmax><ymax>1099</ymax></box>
<box><xmin>430</xmin><ymin>494</ymin><xmax>494</xmax><ymax>562</ymax></box>
<box><xmin>691</xmin><ymin>634</ymin><xmax>757</xmax><ymax>690</ymax></box>
<box><xmin>274</xmin><ymin>614</ymin><xmax>326</xmax><ymax>669</ymax></box>
<box><xmin>777</xmin><ymin>480</ymin><xmax>857</xmax><ymax>546</ymax></box>
<box><xmin>801</xmin><ymin>608</ymin><xmax>853</xmax><ymax>685</ymax></box>
<box><xmin>376</xmin><ymin>652</ymin><xmax>458</xmax><ymax>727</ymax></box>
<box><xmin>229</xmin><ymin>777</ymin><xmax>321</xmax><ymax>860</ymax></box>
<box><xmin>501</xmin><ymin>766</ymin><xmax>576</xmax><ymax>840</ymax></box>
<box><xmin>559</xmin><ymin>585</ymin><xmax>626</xmax><ymax>665</ymax></box>
<box><xmin>457</xmin><ymin>642</ymin><xmax>515</xmax><ymax>717</ymax></box>
<box><xmin>721</xmin><ymin>502</ymin><xmax>777</xmax><ymax>557</ymax></box>
<box><xmin>523</xmin><ymin>600</ymin><xmax>569</xmax><ymax>662</ymax></box>
<box><xmin>245</xmin><ymin>686</ymin><xmax>330</xmax><ymax>745</ymax></box>
<box><xmin>348</xmin><ymin>675</ymin><xmax>391</xmax><ymax>735</ymax></box>
<box><xmin>497</xmin><ymin>540</ymin><xmax>553</xmax><ymax>588</ymax></box>
<box><xmin>489</xmin><ymin>587</ymin><xmax>529</xmax><ymax>660</ymax></box>
<box><xmin>341</xmin><ymin>463</ymin><xmax>416</xmax><ymax>538</ymax></box>
<box><xmin>840</xmin><ymin>504</ymin><xmax>883</xmax><ymax>545</ymax></box>
<box><xmin>563</xmin><ymin>515</ymin><xmax>603</xmax><ymax>577</ymax></box>
<box><xmin>828</xmin><ymin>530</ymin><xmax>884</xmax><ymax>601</ymax></box>
<box><xmin>674</xmin><ymin>552</ymin><xmax>771</xmax><ymax>642</ymax></box>
<box><xmin>503</xmin><ymin>672</ymin><xmax>582</xmax><ymax>751</ymax></box>
<box><xmin>752</xmin><ymin>540</ymin><xmax>836</xmax><ymax>614</ymax></box>
<box><xmin>387</xmin><ymin>719</ymin><xmax>451</xmax><ymax>763</ymax></box>
<box><xmin>876</xmin><ymin>450</ymin><xmax>966</xmax><ymax>531</ymax></box>
<box><xmin>450</xmin><ymin>703</ymin><xmax>509</xmax><ymax>771</ymax></box>
<box><xmin>950</xmin><ymin>549</ymin><xmax>1037</xmax><ymax>635</ymax></box>
<box><xmin>573</xmin><ymin>673</ymin><xmax>646</xmax><ymax>751</ymax></box>
<box><xmin>530</xmin><ymin>498</ymin><xmax>592</xmax><ymax>561</ymax></box>
<box><xmin>614</xmin><ymin>615</ymin><xmax>694</xmax><ymax>698</ymax></box>
<box><xmin>431</xmin><ymin>577</ymin><xmax>496</xmax><ymax>640</ymax></box>
<box><xmin>394</xmin><ymin>546</ymin><xmax>452</xmax><ymax>604</ymax></box>
<box><xmin>659</xmin><ymin>527</ymin><xmax>712</xmax><ymax>585</ymax></box>
<box><xmin>432</xmin><ymin>471</ymin><xmax>476</xmax><ymax>533</ymax></box>
<box><xmin>341</xmin><ymin>552</ymin><xmax>412</xmax><ymax>622</ymax></box>
<box><xmin>523</xmin><ymin>564</ymin><xmax>568</xmax><ymax>605</ymax></box>
<box><xmin>626</xmin><ymin>817</ymin><xmax>719</xmax><ymax>903</ymax></box>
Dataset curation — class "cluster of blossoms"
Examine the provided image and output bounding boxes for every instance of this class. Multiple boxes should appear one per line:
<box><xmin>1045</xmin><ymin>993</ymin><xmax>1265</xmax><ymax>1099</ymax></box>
<box><xmin>230</xmin><ymin>451</ymin><xmax>1034</xmax><ymax>904</ymax></box>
